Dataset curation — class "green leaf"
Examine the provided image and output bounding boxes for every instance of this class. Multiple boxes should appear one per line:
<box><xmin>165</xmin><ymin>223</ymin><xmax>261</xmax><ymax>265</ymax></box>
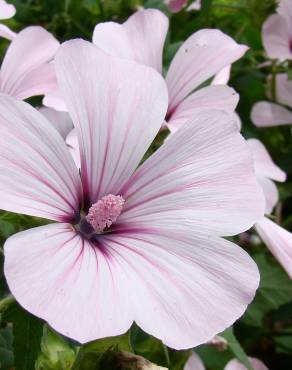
<box><xmin>243</xmin><ymin>253</ymin><xmax>292</xmax><ymax>327</ymax></box>
<box><xmin>35</xmin><ymin>325</ymin><xmax>77</xmax><ymax>370</ymax></box>
<box><xmin>144</xmin><ymin>0</ymin><xmax>170</xmax><ymax>14</ymax></box>
<box><xmin>201</xmin><ymin>0</ymin><xmax>213</xmax><ymax>12</ymax></box>
<box><xmin>168</xmin><ymin>349</ymin><xmax>190</xmax><ymax>370</ymax></box>
<box><xmin>72</xmin><ymin>332</ymin><xmax>131</xmax><ymax>370</ymax></box>
<box><xmin>201</xmin><ymin>0</ymin><xmax>213</xmax><ymax>23</ymax></box>
<box><xmin>0</xmin><ymin>324</ymin><xmax>14</xmax><ymax>369</ymax></box>
<box><xmin>196</xmin><ymin>345</ymin><xmax>231</xmax><ymax>370</ymax></box>
<box><xmin>220</xmin><ymin>327</ymin><xmax>253</xmax><ymax>370</ymax></box>
<box><xmin>130</xmin><ymin>325</ymin><xmax>170</xmax><ymax>367</ymax></box>
<box><xmin>0</xmin><ymin>220</ymin><xmax>15</xmax><ymax>239</ymax></box>
<box><xmin>3</xmin><ymin>302</ymin><xmax>43</xmax><ymax>370</ymax></box>
<box><xmin>163</xmin><ymin>41</ymin><xmax>183</xmax><ymax>71</ymax></box>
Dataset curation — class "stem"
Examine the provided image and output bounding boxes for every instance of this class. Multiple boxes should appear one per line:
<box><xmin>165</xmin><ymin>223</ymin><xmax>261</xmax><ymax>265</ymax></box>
<box><xmin>0</xmin><ymin>294</ymin><xmax>15</xmax><ymax>312</ymax></box>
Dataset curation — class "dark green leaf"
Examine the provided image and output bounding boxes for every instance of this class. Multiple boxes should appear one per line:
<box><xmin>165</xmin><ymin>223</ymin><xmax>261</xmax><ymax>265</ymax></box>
<box><xmin>72</xmin><ymin>332</ymin><xmax>131</xmax><ymax>370</ymax></box>
<box><xmin>220</xmin><ymin>327</ymin><xmax>253</xmax><ymax>370</ymax></box>
<box><xmin>3</xmin><ymin>302</ymin><xmax>43</xmax><ymax>370</ymax></box>
<box><xmin>130</xmin><ymin>324</ymin><xmax>169</xmax><ymax>367</ymax></box>
<box><xmin>0</xmin><ymin>324</ymin><xmax>14</xmax><ymax>369</ymax></box>
<box><xmin>196</xmin><ymin>345</ymin><xmax>231</xmax><ymax>370</ymax></box>
<box><xmin>243</xmin><ymin>253</ymin><xmax>292</xmax><ymax>327</ymax></box>
<box><xmin>168</xmin><ymin>348</ymin><xmax>190</xmax><ymax>370</ymax></box>
<box><xmin>35</xmin><ymin>325</ymin><xmax>77</xmax><ymax>370</ymax></box>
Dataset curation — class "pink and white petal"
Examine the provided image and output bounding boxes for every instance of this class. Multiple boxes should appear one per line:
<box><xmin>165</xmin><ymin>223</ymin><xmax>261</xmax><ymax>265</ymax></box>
<box><xmin>256</xmin><ymin>217</ymin><xmax>292</xmax><ymax>279</ymax></box>
<box><xmin>212</xmin><ymin>65</ymin><xmax>231</xmax><ymax>85</ymax></box>
<box><xmin>278</xmin><ymin>0</ymin><xmax>292</xmax><ymax>35</ymax></box>
<box><xmin>10</xmin><ymin>62</ymin><xmax>58</xmax><ymax>100</ymax></box>
<box><xmin>184</xmin><ymin>353</ymin><xmax>205</xmax><ymax>370</ymax></box>
<box><xmin>164</xmin><ymin>0</ymin><xmax>188</xmax><ymax>13</ymax></box>
<box><xmin>0</xmin><ymin>24</ymin><xmax>16</xmax><ymax>40</ymax></box>
<box><xmin>0</xmin><ymin>0</ymin><xmax>15</xmax><ymax>19</ymax></box>
<box><xmin>275</xmin><ymin>73</ymin><xmax>292</xmax><ymax>108</ymax></box>
<box><xmin>120</xmin><ymin>110</ymin><xmax>265</xmax><ymax>237</ymax></box>
<box><xmin>93</xmin><ymin>9</ymin><xmax>169</xmax><ymax>73</ymax></box>
<box><xmin>251</xmin><ymin>101</ymin><xmax>292</xmax><ymax>127</ymax></box>
<box><xmin>234</xmin><ymin>112</ymin><xmax>242</xmax><ymax>130</ymax></box>
<box><xmin>257</xmin><ymin>177</ymin><xmax>279</xmax><ymax>215</ymax></box>
<box><xmin>0</xmin><ymin>94</ymin><xmax>82</xmax><ymax>221</ymax></box>
<box><xmin>225</xmin><ymin>357</ymin><xmax>269</xmax><ymax>370</ymax></box>
<box><xmin>43</xmin><ymin>87</ymin><xmax>67</xmax><ymax>112</ymax></box>
<box><xmin>0</xmin><ymin>26</ymin><xmax>59</xmax><ymax>98</ymax></box>
<box><xmin>55</xmin><ymin>39</ymin><xmax>168</xmax><ymax>205</ymax></box>
<box><xmin>101</xmin><ymin>230</ymin><xmax>259</xmax><ymax>349</ymax></box>
<box><xmin>166</xmin><ymin>29</ymin><xmax>247</xmax><ymax>113</ymax></box>
<box><xmin>66</xmin><ymin>129</ymin><xmax>80</xmax><ymax>170</ymax></box>
<box><xmin>262</xmin><ymin>14</ymin><xmax>292</xmax><ymax>60</ymax></box>
<box><xmin>39</xmin><ymin>107</ymin><xmax>73</xmax><ymax>139</ymax></box>
<box><xmin>4</xmin><ymin>223</ymin><xmax>133</xmax><ymax>343</ymax></box>
<box><xmin>167</xmin><ymin>85</ymin><xmax>238</xmax><ymax>132</ymax></box>
<box><xmin>187</xmin><ymin>0</ymin><xmax>201</xmax><ymax>11</ymax></box>
<box><xmin>247</xmin><ymin>139</ymin><xmax>286</xmax><ymax>182</ymax></box>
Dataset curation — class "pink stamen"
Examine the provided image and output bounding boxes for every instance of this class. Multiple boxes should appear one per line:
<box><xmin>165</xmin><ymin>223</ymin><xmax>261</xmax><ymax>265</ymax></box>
<box><xmin>86</xmin><ymin>194</ymin><xmax>125</xmax><ymax>233</ymax></box>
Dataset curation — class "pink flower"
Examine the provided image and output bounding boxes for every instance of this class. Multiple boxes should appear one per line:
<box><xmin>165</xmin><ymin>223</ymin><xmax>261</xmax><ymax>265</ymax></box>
<box><xmin>184</xmin><ymin>354</ymin><xmax>269</xmax><ymax>370</ymax></box>
<box><xmin>262</xmin><ymin>0</ymin><xmax>292</xmax><ymax>60</ymax></box>
<box><xmin>0</xmin><ymin>26</ymin><xmax>59</xmax><ymax>100</ymax></box>
<box><xmin>184</xmin><ymin>353</ymin><xmax>205</xmax><ymax>370</ymax></box>
<box><xmin>212</xmin><ymin>65</ymin><xmax>231</xmax><ymax>85</ymax></box>
<box><xmin>225</xmin><ymin>358</ymin><xmax>269</xmax><ymax>370</ymax></box>
<box><xmin>90</xmin><ymin>8</ymin><xmax>247</xmax><ymax>133</ymax></box>
<box><xmin>248</xmin><ymin>139</ymin><xmax>292</xmax><ymax>278</ymax></box>
<box><xmin>251</xmin><ymin>73</ymin><xmax>292</xmax><ymax>127</ymax></box>
<box><xmin>0</xmin><ymin>23</ymin><xmax>16</xmax><ymax>40</ymax></box>
<box><xmin>39</xmin><ymin>107</ymin><xmax>73</xmax><ymax>140</ymax></box>
<box><xmin>0</xmin><ymin>0</ymin><xmax>15</xmax><ymax>20</ymax></box>
<box><xmin>0</xmin><ymin>0</ymin><xmax>16</xmax><ymax>40</ymax></box>
<box><xmin>187</xmin><ymin>0</ymin><xmax>201</xmax><ymax>11</ymax></box>
<box><xmin>164</xmin><ymin>0</ymin><xmax>188</xmax><ymax>13</ymax></box>
<box><xmin>3</xmin><ymin>40</ymin><xmax>264</xmax><ymax>348</ymax></box>
<box><xmin>39</xmin><ymin>107</ymin><xmax>80</xmax><ymax>168</ymax></box>
<box><xmin>164</xmin><ymin>0</ymin><xmax>201</xmax><ymax>13</ymax></box>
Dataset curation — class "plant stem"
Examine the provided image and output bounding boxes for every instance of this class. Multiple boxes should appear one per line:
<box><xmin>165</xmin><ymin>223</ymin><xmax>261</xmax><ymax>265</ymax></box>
<box><xmin>0</xmin><ymin>294</ymin><xmax>15</xmax><ymax>312</ymax></box>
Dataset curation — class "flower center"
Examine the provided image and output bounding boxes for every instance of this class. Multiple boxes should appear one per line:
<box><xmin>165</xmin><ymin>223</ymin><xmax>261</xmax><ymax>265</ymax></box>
<box><xmin>85</xmin><ymin>194</ymin><xmax>125</xmax><ymax>233</ymax></box>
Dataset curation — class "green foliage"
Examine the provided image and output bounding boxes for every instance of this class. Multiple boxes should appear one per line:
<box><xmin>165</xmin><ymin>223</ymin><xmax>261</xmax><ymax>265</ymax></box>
<box><xmin>220</xmin><ymin>328</ymin><xmax>253</xmax><ymax>370</ymax></box>
<box><xmin>0</xmin><ymin>324</ymin><xmax>13</xmax><ymax>369</ymax></box>
<box><xmin>71</xmin><ymin>332</ymin><xmax>131</xmax><ymax>370</ymax></box>
<box><xmin>196</xmin><ymin>327</ymin><xmax>254</xmax><ymax>370</ymax></box>
<box><xmin>2</xmin><ymin>302</ymin><xmax>43</xmax><ymax>370</ymax></box>
<box><xmin>36</xmin><ymin>325</ymin><xmax>77</xmax><ymax>370</ymax></box>
<box><xmin>243</xmin><ymin>253</ymin><xmax>292</xmax><ymax>327</ymax></box>
<box><xmin>130</xmin><ymin>325</ymin><xmax>170</xmax><ymax>367</ymax></box>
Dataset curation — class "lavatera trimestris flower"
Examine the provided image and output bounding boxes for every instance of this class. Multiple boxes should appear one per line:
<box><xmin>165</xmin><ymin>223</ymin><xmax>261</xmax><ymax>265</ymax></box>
<box><xmin>0</xmin><ymin>26</ymin><xmax>59</xmax><ymax>99</ymax></box>
<box><xmin>2</xmin><ymin>40</ymin><xmax>264</xmax><ymax>349</ymax></box>
<box><xmin>45</xmin><ymin>8</ymin><xmax>246</xmax><ymax>132</ymax></box>
<box><xmin>91</xmin><ymin>8</ymin><xmax>246</xmax><ymax>134</ymax></box>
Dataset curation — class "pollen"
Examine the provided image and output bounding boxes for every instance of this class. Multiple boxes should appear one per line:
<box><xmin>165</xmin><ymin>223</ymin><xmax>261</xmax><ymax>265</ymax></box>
<box><xmin>86</xmin><ymin>194</ymin><xmax>125</xmax><ymax>233</ymax></box>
